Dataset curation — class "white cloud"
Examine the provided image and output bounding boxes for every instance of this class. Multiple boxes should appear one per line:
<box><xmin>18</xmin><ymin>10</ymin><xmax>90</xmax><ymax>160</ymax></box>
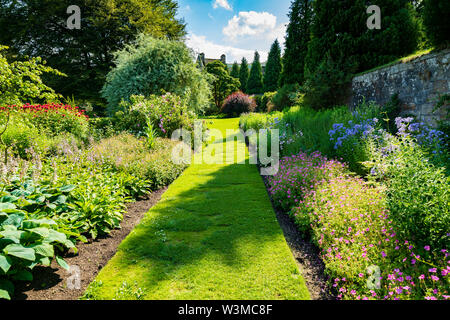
<box><xmin>186</xmin><ymin>33</ymin><xmax>268</xmax><ymax>63</ymax></box>
<box><xmin>212</xmin><ymin>0</ymin><xmax>232</xmax><ymax>11</ymax></box>
<box><xmin>223</xmin><ymin>11</ymin><xmax>286</xmax><ymax>43</ymax></box>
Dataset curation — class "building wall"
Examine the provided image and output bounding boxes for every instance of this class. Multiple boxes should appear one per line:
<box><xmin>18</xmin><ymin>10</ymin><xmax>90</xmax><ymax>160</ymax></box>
<box><xmin>350</xmin><ymin>49</ymin><xmax>450</xmax><ymax>126</ymax></box>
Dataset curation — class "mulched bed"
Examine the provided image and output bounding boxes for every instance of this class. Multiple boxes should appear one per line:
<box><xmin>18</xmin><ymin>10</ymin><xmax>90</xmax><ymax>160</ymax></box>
<box><xmin>13</xmin><ymin>188</ymin><xmax>167</xmax><ymax>300</ymax></box>
<box><xmin>259</xmin><ymin>174</ymin><xmax>336</xmax><ymax>300</ymax></box>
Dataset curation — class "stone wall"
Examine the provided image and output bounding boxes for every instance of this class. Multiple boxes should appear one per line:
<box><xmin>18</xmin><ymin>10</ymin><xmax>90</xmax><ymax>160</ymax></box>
<box><xmin>350</xmin><ymin>49</ymin><xmax>450</xmax><ymax>126</ymax></box>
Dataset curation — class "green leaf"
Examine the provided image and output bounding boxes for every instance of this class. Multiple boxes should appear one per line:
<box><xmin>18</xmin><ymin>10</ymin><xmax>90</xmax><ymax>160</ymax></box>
<box><xmin>55</xmin><ymin>255</ymin><xmax>69</xmax><ymax>271</ymax></box>
<box><xmin>0</xmin><ymin>212</ymin><xmax>7</xmax><ymax>224</ymax></box>
<box><xmin>44</xmin><ymin>229</ymin><xmax>68</xmax><ymax>245</ymax></box>
<box><xmin>26</xmin><ymin>227</ymin><xmax>50</xmax><ymax>239</ymax></box>
<box><xmin>39</xmin><ymin>256</ymin><xmax>51</xmax><ymax>266</ymax></box>
<box><xmin>3</xmin><ymin>244</ymin><xmax>36</xmax><ymax>261</ymax></box>
<box><xmin>0</xmin><ymin>203</ymin><xmax>16</xmax><ymax>211</ymax></box>
<box><xmin>1</xmin><ymin>213</ymin><xmax>25</xmax><ymax>228</ymax></box>
<box><xmin>0</xmin><ymin>254</ymin><xmax>12</xmax><ymax>274</ymax></box>
<box><xmin>59</xmin><ymin>185</ymin><xmax>76</xmax><ymax>193</ymax></box>
<box><xmin>31</xmin><ymin>243</ymin><xmax>54</xmax><ymax>258</ymax></box>
<box><xmin>12</xmin><ymin>270</ymin><xmax>33</xmax><ymax>281</ymax></box>
<box><xmin>0</xmin><ymin>288</ymin><xmax>11</xmax><ymax>300</ymax></box>
<box><xmin>0</xmin><ymin>279</ymin><xmax>14</xmax><ymax>300</ymax></box>
<box><xmin>22</xmin><ymin>219</ymin><xmax>57</xmax><ymax>229</ymax></box>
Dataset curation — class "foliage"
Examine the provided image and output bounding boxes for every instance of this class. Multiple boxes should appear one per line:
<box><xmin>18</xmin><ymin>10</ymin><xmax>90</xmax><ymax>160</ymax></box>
<box><xmin>247</xmin><ymin>52</ymin><xmax>264</xmax><ymax>95</ymax></box>
<box><xmin>206</xmin><ymin>61</ymin><xmax>240</xmax><ymax>110</ymax></box>
<box><xmin>267</xmin><ymin>151</ymin><xmax>346</xmax><ymax>211</ymax></box>
<box><xmin>0</xmin><ymin>46</ymin><xmax>63</xmax><ymax>106</ymax></box>
<box><xmin>264</xmin><ymin>40</ymin><xmax>282</xmax><ymax>92</ymax></box>
<box><xmin>304</xmin><ymin>0</ymin><xmax>419</xmax><ymax>109</ymax></box>
<box><xmin>0</xmin><ymin>0</ymin><xmax>186</xmax><ymax>107</ymax></box>
<box><xmin>423</xmin><ymin>0</ymin><xmax>450</xmax><ymax>48</ymax></box>
<box><xmin>271</xmin><ymin>83</ymin><xmax>301</xmax><ymax>111</ymax></box>
<box><xmin>230</xmin><ymin>62</ymin><xmax>240</xmax><ymax>79</ymax></box>
<box><xmin>125</xmin><ymin>93</ymin><xmax>196</xmax><ymax>138</ymax></box>
<box><xmin>262</xmin><ymin>91</ymin><xmax>277</xmax><ymax>113</ymax></box>
<box><xmin>102</xmin><ymin>35</ymin><xmax>211</xmax><ymax>115</ymax></box>
<box><xmin>363</xmin><ymin>132</ymin><xmax>449</xmax><ymax>251</ymax></box>
<box><xmin>294</xmin><ymin>174</ymin><xmax>449</xmax><ymax>300</ymax></box>
<box><xmin>1</xmin><ymin>104</ymin><xmax>89</xmax><ymax>139</ymax></box>
<box><xmin>279</xmin><ymin>0</ymin><xmax>313</xmax><ymax>86</ymax></box>
<box><xmin>220</xmin><ymin>92</ymin><xmax>256</xmax><ymax>118</ymax></box>
<box><xmin>239</xmin><ymin>58</ymin><xmax>250</xmax><ymax>93</ymax></box>
<box><xmin>0</xmin><ymin>187</ymin><xmax>75</xmax><ymax>299</ymax></box>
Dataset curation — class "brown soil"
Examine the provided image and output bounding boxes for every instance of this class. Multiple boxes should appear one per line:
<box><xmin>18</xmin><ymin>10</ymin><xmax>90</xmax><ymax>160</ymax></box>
<box><xmin>260</xmin><ymin>175</ymin><xmax>336</xmax><ymax>300</ymax></box>
<box><xmin>14</xmin><ymin>188</ymin><xmax>167</xmax><ymax>300</ymax></box>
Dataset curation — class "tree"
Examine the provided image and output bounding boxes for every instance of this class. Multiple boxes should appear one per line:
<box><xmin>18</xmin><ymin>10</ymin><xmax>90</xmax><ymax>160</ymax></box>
<box><xmin>423</xmin><ymin>0</ymin><xmax>450</xmax><ymax>48</ymax></box>
<box><xmin>230</xmin><ymin>62</ymin><xmax>240</xmax><ymax>79</ymax></box>
<box><xmin>0</xmin><ymin>46</ymin><xmax>63</xmax><ymax>106</ymax></box>
<box><xmin>0</xmin><ymin>0</ymin><xmax>186</xmax><ymax>110</ymax></box>
<box><xmin>304</xmin><ymin>0</ymin><xmax>419</xmax><ymax>109</ymax></box>
<box><xmin>206</xmin><ymin>61</ymin><xmax>240</xmax><ymax>109</ymax></box>
<box><xmin>264</xmin><ymin>40</ymin><xmax>282</xmax><ymax>92</ymax></box>
<box><xmin>102</xmin><ymin>35</ymin><xmax>211</xmax><ymax>115</ymax></box>
<box><xmin>239</xmin><ymin>57</ymin><xmax>250</xmax><ymax>93</ymax></box>
<box><xmin>247</xmin><ymin>52</ymin><xmax>264</xmax><ymax>95</ymax></box>
<box><xmin>280</xmin><ymin>0</ymin><xmax>313</xmax><ymax>86</ymax></box>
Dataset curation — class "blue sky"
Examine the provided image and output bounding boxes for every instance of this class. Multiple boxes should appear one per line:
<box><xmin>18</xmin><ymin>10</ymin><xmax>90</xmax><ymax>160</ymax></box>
<box><xmin>176</xmin><ymin>0</ymin><xmax>292</xmax><ymax>63</ymax></box>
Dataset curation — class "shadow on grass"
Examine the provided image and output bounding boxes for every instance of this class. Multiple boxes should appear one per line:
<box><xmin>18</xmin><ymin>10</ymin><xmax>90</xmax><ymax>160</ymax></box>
<box><xmin>93</xmin><ymin>162</ymin><xmax>307</xmax><ymax>299</ymax></box>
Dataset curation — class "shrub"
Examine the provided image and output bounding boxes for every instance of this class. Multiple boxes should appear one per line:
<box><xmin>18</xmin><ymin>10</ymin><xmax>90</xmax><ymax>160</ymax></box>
<box><xmin>261</xmin><ymin>91</ymin><xmax>277</xmax><ymax>113</ymax></box>
<box><xmin>101</xmin><ymin>34</ymin><xmax>212</xmax><ymax>115</ymax></box>
<box><xmin>364</xmin><ymin>132</ymin><xmax>449</xmax><ymax>251</ymax></box>
<box><xmin>0</xmin><ymin>189</ymin><xmax>75</xmax><ymax>300</ymax></box>
<box><xmin>271</xmin><ymin>84</ymin><xmax>300</xmax><ymax>111</ymax></box>
<box><xmin>267</xmin><ymin>151</ymin><xmax>346</xmax><ymax>211</ymax></box>
<box><xmin>220</xmin><ymin>92</ymin><xmax>256</xmax><ymax>117</ymax></box>
<box><xmin>0</xmin><ymin>104</ymin><xmax>89</xmax><ymax>139</ymax></box>
<box><xmin>0</xmin><ymin>115</ymin><xmax>39</xmax><ymax>159</ymax></box>
<box><xmin>294</xmin><ymin>175</ymin><xmax>449</xmax><ymax>300</ymax></box>
<box><xmin>122</xmin><ymin>93</ymin><xmax>196</xmax><ymax>138</ymax></box>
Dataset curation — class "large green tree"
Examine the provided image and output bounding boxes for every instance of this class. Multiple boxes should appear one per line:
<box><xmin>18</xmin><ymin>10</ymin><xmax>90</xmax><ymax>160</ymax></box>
<box><xmin>206</xmin><ymin>61</ymin><xmax>240</xmax><ymax>109</ymax></box>
<box><xmin>230</xmin><ymin>62</ymin><xmax>240</xmax><ymax>79</ymax></box>
<box><xmin>423</xmin><ymin>0</ymin><xmax>450</xmax><ymax>48</ymax></box>
<box><xmin>0</xmin><ymin>0</ymin><xmax>186</xmax><ymax>109</ymax></box>
<box><xmin>304</xmin><ymin>0</ymin><xmax>419</xmax><ymax>109</ymax></box>
<box><xmin>239</xmin><ymin>57</ymin><xmax>249</xmax><ymax>93</ymax></box>
<box><xmin>279</xmin><ymin>0</ymin><xmax>313</xmax><ymax>86</ymax></box>
<box><xmin>247</xmin><ymin>51</ymin><xmax>264</xmax><ymax>95</ymax></box>
<box><xmin>264</xmin><ymin>39</ymin><xmax>282</xmax><ymax>92</ymax></box>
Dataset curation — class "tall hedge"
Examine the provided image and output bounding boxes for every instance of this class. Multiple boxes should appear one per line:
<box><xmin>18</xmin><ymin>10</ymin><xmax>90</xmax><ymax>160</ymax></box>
<box><xmin>230</xmin><ymin>62</ymin><xmax>240</xmax><ymax>79</ymax></box>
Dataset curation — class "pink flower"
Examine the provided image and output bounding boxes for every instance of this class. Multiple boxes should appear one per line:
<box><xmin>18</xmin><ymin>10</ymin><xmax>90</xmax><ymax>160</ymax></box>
<box><xmin>418</xmin><ymin>274</ymin><xmax>425</xmax><ymax>280</ymax></box>
<box><xmin>424</xmin><ymin>245</ymin><xmax>430</xmax><ymax>251</ymax></box>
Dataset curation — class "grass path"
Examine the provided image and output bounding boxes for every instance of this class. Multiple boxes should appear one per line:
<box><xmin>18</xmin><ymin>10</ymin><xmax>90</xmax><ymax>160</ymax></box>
<box><xmin>83</xmin><ymin>118</ymin><xmax>310</xmax><ymax>300</ymax></box>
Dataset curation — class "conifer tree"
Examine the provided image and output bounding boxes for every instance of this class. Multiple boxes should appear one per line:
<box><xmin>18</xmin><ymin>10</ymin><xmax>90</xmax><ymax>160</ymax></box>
<box><xmin>264</xmin><ymin>39</ymin><xmax>282</xmax><ymax>92</ymax></box>
<box><xmin>423</xmin><ymin>0</ymin><xmax>450</xmax><ymax>48</ymax></box>
<box><xmin>279</xmin><ymin>0</ymin><xmax>313</xmax><ymax>86</ymax></box>
<box><xmin>239</xmin><ymin>57</ymin><xmax>249</xmax><ymax>93</ymax></box>
<box><xmin>247</xmin><ymin>51</ymin><xmax>264</xmax><ymax>95</ymax></box>
<box><xmin>230</xmin><ymin>62</ymin><xmax>240</xmax><ymax>79</ymax></box>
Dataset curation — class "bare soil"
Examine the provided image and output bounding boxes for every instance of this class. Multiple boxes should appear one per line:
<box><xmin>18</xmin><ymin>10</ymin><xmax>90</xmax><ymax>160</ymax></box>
<box><xmin>14</xmin><ymin>188</ymin><xmax>167</xmax><ymax>300</ymax></box>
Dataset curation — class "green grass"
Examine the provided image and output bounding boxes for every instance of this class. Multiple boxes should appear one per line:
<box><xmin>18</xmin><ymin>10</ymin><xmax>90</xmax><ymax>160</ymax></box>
<box><xmin>354</xmin><ymin>48</ymin><xmax>433</xmax><ymax>77</ymax></box>
<box><xmin>83</xmin><ymin>118</ymin><xmax>310</xmax><ymax>300</ymax></box>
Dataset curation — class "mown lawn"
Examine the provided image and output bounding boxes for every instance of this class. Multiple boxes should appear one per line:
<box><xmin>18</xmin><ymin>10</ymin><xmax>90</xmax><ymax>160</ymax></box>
<box><xmin>83</xmin><ymin>118</ymin><xmax>310</xmax><ymax>300</ymax></box>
